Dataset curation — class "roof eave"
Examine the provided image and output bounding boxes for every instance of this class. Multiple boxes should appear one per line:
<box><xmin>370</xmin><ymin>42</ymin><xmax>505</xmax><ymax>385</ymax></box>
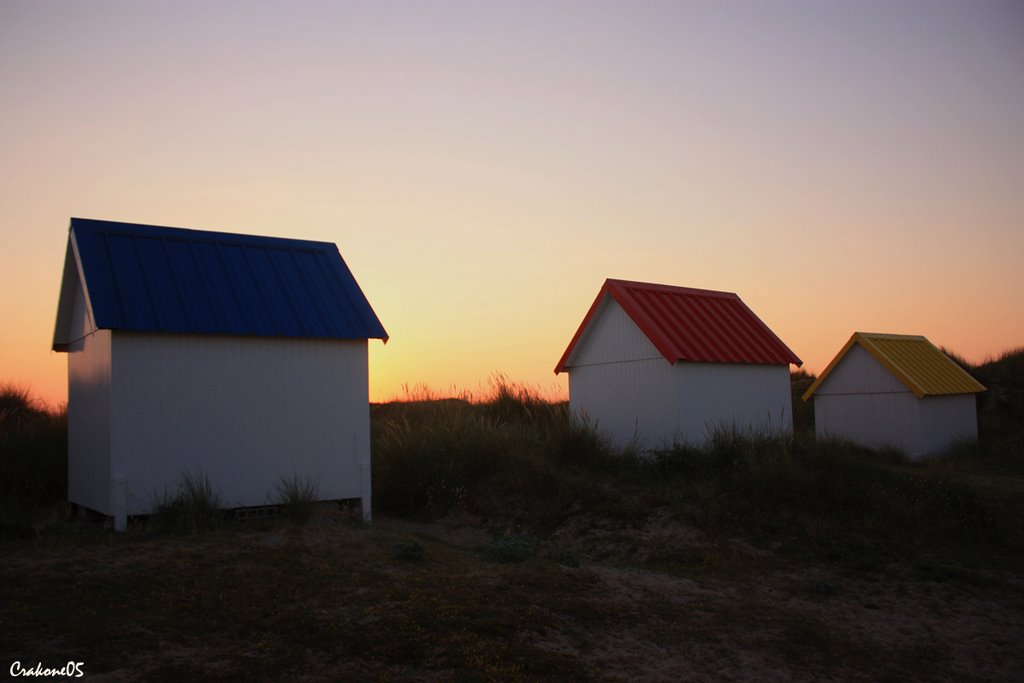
<box><xmin>732</xmin><ymin>297</ymin><xmax>803</xmax><ymax>368</ymax></box>
<box><xmin>52</xmin><ymin>229</ymin><xmax>97</xmax><ymax>352</ymax></box>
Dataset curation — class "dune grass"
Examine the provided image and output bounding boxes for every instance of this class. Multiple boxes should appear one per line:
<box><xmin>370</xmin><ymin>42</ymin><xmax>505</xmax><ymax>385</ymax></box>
<box><xmin>2</xmin><ymin>354</ymin><xmax>1022</xmax><ymax>680</ymax></box>
<box><xmin>371</xmin><ymin>374</ymin><xmax>1015</xmax><ymax>572</ymax></box>
<box><xmin>639</xmin><ymin>430</ymin><xmax>1001</xmax><ymax>569</ymax></box>
<box><xmin>0</xmin><ymin>384</ymin><xmax>67</xmax><ymax>538</ymax></box>
<box><xmin>371</xmin><ymin>378</ymin><xmax>627</xmax><ymax>529</ymax></box>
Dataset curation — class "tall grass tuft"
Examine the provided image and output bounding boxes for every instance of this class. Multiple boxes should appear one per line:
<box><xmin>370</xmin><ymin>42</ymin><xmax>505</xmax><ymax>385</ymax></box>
<box><xmin>0</xmin><ymin>384</ymin><xmax>67</xmax><ymax>538</ymax></box>
<box><xmin>372</xmin><ymin>376</ymin><xmax>612</xmax><ymax>525</ymax></box>
<box><xmin>482</xmin><ymin>374</ymin><xmax>557</xmax><ymax>424</ymax></box>
<box><xmin>273</xmin><ymin>473</ymin><xmax>321</xmax><ymax>524</ymax></box>
<box><xmin>153</xmin><ymin>470</ymin><xmax>223</xmax><ymax>534</ymax></box>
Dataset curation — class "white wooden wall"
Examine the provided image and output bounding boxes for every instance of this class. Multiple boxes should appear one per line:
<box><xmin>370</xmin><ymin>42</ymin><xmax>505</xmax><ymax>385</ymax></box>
<box><xmin>67</xmin><ymin>278</ymin><xmax>113</xmax><ymax>515</ymax></box>
<box><xmin>815</xmin><ymin>343</ymin><xmax>908</xmax><ymax>395</ymax></box>
<box><xmin>110</xmin><ymin>333</ymin><xmax>370</xmax><ymax>515</ymax></box>
<box><xmin>813</xmin><ymin>392</ymin><xmax>920</xmax><ymax>453</ymax></box>
<box><xmin>567</xmin><ymin>298</ymin><xmax>676</xmax><ymax>449</ymax></box>
<box><xmin>675</xmin><ymin>363</ymin><xmax>793</xmax><ymax>444</ymax></box>
<box><xmin>813</xmin><ymin>344</ymin><xmax>919</xmax><ymax>453</ymax></box>
<box><xmin>569</xmin><ymin>358</ymin><xmax>677</xmax><ymax>450</ymax></box>
<box><xmin>918</xmin><ymin>394</ymin><xmax>978</xmax><ymax>458</ymax></box>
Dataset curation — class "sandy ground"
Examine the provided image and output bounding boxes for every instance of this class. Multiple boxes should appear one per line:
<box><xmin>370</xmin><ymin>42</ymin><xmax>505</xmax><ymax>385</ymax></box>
<box><xmin>3</xmin><ymin>508</ymin><xmax>1022</xmax><ymax>682</ymax></box>
<box><xmin>380</xmin><ymin>510</ymin><xmax>1024</xmax><ymax>682</ymax></box>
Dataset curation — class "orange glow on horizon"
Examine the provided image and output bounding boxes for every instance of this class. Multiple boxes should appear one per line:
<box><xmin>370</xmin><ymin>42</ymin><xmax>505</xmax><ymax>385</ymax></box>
<box><xmin>2</xmin><ymin>2</ymin><xmax>1022</xmax><ymax>409</ymax></box>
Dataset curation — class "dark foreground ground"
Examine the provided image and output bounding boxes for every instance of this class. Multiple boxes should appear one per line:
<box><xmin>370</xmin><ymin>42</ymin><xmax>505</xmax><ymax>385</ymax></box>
<box><xmin>2</xmin><ymin>466</ymin><xmax>1022</xmax><ymax>683</ymax></box>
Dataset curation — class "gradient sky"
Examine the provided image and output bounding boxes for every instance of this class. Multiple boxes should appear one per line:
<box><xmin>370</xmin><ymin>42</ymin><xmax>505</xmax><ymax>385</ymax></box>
<box><xmin>2</xmin><ymin>0</ymin><xmax>1022</xmax><ymax>408</ymax></box>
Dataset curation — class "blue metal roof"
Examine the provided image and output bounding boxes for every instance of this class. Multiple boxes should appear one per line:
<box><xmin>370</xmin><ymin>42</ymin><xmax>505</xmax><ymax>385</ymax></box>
<box><xmin>55</xmin><ymin>218</ymin><xmax>387</xmax><ymax>347</ymax></box>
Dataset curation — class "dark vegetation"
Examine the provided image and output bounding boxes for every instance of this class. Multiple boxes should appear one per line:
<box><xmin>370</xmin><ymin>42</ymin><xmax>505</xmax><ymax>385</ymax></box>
<box><xmin>0</xmin><ymin>384</ymin><xmax>66</xmax><ymax>538</ymax></box>
<box><xmin>1</xmin><ymin>352</ymin><xmax>1022</xmax><ymax>680</ymax></box>
<box><xmin>368</xmin><ymin>365</ymin><xmax>1020</xmax><ymax>574</ymax></box>
<box><xmin>966</xmin><ymin>347</ymin><xmax>1024</xmax><ymax>442</ymax></box>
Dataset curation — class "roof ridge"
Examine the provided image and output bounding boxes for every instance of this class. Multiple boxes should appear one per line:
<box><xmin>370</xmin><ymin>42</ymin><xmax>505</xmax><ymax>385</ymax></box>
<box><xmin>856</xmin><ymin>331</ymin><xmax>929</xmax><ymax>341</ymax></box>
<box><xmin>69</xmin><ymin>217</ymin><xmax>336</xmax><ymax>251</ymax></box>
<box><xmin>605</xmin><ymin>278</ymin><xmax>739</xmax><ymax>299</ymax></box>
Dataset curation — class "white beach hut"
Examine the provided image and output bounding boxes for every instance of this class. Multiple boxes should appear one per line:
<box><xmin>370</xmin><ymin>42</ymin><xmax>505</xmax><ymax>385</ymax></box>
<box><xmin>52</xmin><ymin>218</ymin><xmax>388</xmax><ymax>529</ymax></box>
<box><xmin>802</xmin><ymin>332</ymin><xmax>985</xmax><ymax>460</ymax></box>
<box><xmin>554</xmin><ymin>279</ymin><xmax>802</xmax><ymax>450</ymax></box>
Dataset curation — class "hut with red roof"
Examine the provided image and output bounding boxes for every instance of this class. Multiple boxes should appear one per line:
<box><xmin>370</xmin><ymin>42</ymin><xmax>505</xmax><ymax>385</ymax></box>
<box><xmin>555</xmin><ymin>279</ymin><xmax>802</xmax><ymax>450</ymax></box>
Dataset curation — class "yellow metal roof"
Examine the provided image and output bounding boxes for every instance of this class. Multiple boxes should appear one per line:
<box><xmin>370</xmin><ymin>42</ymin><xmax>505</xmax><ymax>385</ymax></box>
<box><xmin>802</xmin><ymin>332</ymin><xmax>986</xmax><ymax>401</ymax></box>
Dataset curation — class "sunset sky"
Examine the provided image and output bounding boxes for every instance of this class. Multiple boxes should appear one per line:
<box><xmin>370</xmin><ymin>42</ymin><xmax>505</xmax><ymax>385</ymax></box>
<box><xmin>2</xmin><ymin>0</ymin><xmax>1022</xmax><ymax>408</ymax></box>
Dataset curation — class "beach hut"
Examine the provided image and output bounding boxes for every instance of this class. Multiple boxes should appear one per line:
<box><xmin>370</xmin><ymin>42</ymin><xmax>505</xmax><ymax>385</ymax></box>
<box><xmin>555</xmin><ymin>279</ymin><xmax>802</xmax><ymax>450</ymax></box>
<box><xmin>52</xmin><ymin>218</ymin><xmax>388</xmax><ymax>529</ymax></box>
<box><xmin>802</xmin><ymin>332</ymin><xmax>985</xmax><ymax>460</ymax></box>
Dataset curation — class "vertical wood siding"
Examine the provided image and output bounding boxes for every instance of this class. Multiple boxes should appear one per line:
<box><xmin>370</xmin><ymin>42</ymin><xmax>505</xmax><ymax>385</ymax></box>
<box><xmin>568</xmin><ymin>298</ymin><xmax>675</xmax><ymax>449</ymax></box>
<box><xmin>110</xmin><ymin>333</ymin><xmax>369</xmax><ymax>515</ymax></box>
<box><xmin>675</xmin><ymin>363</ymin><xmax>793</xmax><ymax>444</ymax></box>
<box><xmin>67</xmin><ymin>280</ymin><xmax>113</xmax><ymax>514</ymax></box>
<box><xmin>918</xmin><ymin>394</ymin><xmax>978</xmax><ymax>458</ymax></box>
<box><xmin>813</xmin><ymin>345</ymin><xmax>919</xmax><ymax>454</ymax></box>
<box><xmin>814</xmin><ymin>392</ymin><xmax>920</xmax><ymax>454</ymax></box>
<box><xmin>569</xmin><ymin>358</ymin><xmax>677</xmax><ymax>450</ymax></box>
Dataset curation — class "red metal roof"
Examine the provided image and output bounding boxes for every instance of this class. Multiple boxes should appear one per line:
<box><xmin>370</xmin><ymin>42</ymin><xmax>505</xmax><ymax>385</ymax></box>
<box><xmin>554</xmin><ymin>279</ymin><xmax>802</xmax><ymax>373</ymax></box>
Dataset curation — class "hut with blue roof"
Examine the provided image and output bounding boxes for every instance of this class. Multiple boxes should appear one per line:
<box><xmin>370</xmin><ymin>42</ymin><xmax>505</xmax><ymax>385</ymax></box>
<box><xmin>53</xmin><ymin>218</ymin><xmax>387</xmax><ymax>529</ymax></box>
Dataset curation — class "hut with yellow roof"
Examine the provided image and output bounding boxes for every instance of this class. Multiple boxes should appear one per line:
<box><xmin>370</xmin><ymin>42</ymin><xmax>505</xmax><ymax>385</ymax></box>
<box><xmin>802</xmin><ymin>332</ymin><xmax>985</xmax><ymax>460</ymax></box>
